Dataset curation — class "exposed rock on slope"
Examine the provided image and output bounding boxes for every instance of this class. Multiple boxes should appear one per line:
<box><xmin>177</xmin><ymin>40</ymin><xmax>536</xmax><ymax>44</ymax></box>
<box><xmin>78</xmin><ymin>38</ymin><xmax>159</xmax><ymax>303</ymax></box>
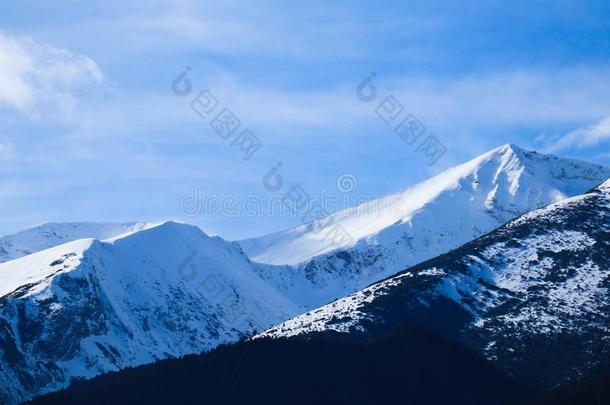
<box><xmin>0</xmin><ymin>222</ymin><xmax>300</xmax><ymax>404</ymax></box>
<box><xmin>261</xmin><ymin>179</ymin><xmax>610</xmax><ymax>389</ymax></box>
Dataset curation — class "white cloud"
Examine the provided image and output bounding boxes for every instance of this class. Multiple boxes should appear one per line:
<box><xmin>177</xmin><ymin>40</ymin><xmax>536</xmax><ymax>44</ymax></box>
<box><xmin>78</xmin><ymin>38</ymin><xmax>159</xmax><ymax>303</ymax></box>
<box><xmin>184</xmin><ymin>67</ymin><xmax>610</xmax><ymax>138</ymax></box>
<box><xmin>61</xmin><ymin>0</ymin><xmax>374</xmax><ymax>59</ymax></box>
<box><xmin>545</xmin><ymin>116</ymin><xmax>610</xmax><ymax>152</ymax></box>
<box><xmin>0</xmin><ymin>33</ymin><xmax>103</xmax><ymax>116</ymax></box>
<box><xmin>382</xmin><ymin>68</ymin><xmax>610</xmax><ymax>128</ymax></box>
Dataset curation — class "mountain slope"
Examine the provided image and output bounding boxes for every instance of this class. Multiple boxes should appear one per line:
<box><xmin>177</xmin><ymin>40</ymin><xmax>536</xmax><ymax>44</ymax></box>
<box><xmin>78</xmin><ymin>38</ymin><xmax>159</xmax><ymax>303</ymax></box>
<box><xmin>0</xmin><ymin>222</ymin><xmax>151</xmax><ymax>264</ymax></box>
<box><xmin>260</xmin><ymin>179</ymin><xmax>610</xmax><ymax>389</ymax></box>
<box><xmin>244</xmin><ymin>144</ymin><xmax>610</xmax><ymax>308</ymax></box>
<box><xmin>28</xmin><ymin>326</ymin><xmax>533</xmax><ymax>405</ymax></box>
<box><xmin>0</xmin><ymin>222</ymin><xmax>300</xmax><ymax>404</ymax></box>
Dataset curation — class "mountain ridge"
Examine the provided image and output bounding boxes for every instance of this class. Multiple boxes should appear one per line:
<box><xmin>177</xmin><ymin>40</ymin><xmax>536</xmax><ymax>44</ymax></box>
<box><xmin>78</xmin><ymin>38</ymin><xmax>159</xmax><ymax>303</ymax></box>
<box><xmin>242</xmin><ymin>144</ymin><xmax>610</xmax><ymax>265</ymax></box>
<box><xmin>259</xmin><ymin>179</ymin><xmax>610</xmax><ymax>388</ymax></box>
<box><xmin>0</xmin><ymin>221</ymin><xmax>301</xmax><ymax>404</ymax></box>
<box><xmin>245</xmin><ymin>144</ymin><xmax>610</xmax><ymax>308</ymax></box>
<box><xmin>0</xmin><ymin>222</ymin><xmax>153</xmax><ymax>264</ymax></box>
<box><xmin>2</xmin><ymin>145</ymin><xmax>609</xmax><ymax>402</ymax></box>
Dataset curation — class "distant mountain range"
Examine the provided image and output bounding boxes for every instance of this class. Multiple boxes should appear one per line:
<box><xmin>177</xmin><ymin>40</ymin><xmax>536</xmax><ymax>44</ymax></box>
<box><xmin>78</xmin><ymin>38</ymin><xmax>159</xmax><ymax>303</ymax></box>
<box><xmin>27</xmin><ymin>326</ymin><xmax>535</xmax><ymax>405</ymax></box>
<box><xmin>28</xmin><ymin>180</ymin><xmax>610</xmax><ymax>405</ymax></box>
<box><xmin>0</xmin><ymin>222</ymin><xmax>300</xmax><ymax>404</ymax></box>
<box><xmin>0</xmin><ymin>223</ymin><xmax>151</xmax><ymax>264</ymax></box>
<box><xmin>0</xmin><ymin>144</ymin><xmax>608</xmax><ymax>403</ymax></box>
<box><xmin>244</xmin><ymin>144</ymin><xmax>610</xmax><ymax>308</ymax></box>
<box><xmin>260</xmin><ymin>179</ymin><xmax>610</xmax><ymax>389</ymax></box>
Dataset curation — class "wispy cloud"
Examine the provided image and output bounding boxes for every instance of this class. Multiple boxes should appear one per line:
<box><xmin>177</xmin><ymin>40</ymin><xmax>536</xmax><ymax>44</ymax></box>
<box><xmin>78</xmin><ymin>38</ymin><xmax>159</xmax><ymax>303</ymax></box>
<box><xmin>383</xmin><ymin>68</ymin><xmax>610</xmax><ymax>128</ymax></box>
<box><xmin>179</xmin><ymin>66</ymin><xmax>610</xmax><ymax>146</ymax></box>
<box><xmin>61</xmin><ymin>1</ymin><xmax>371</xmax><ymax>60</ymax></box>
<box><xmin>544</xmin><ymin>116</ymin><xmax>610</xmax><ymax>152</ymax></box>
<box><xmin>0</xmin><ymin>33</ymin><xmax>103</xmax><ymax>118</ymax></box>
<box><xmin>2</xmin><ymin>0</ymin><xmax>610</xmax><ymax>237</ymax></box>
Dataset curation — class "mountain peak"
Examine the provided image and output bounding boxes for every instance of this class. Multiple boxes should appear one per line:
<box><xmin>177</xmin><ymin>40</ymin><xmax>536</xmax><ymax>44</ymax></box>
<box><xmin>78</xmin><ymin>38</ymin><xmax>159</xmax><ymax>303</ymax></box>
<box><xmin>0</xmin><ymin>222</ymin><xmax>300</xmax><ymax>404</ymax></box>
<box><xmin>498</xmin><ymin>142</ymin><xmax>524</xmax><ymax>153</ymax></box>
<box><xmin>102</xmin><ymin>221</ymin><xmax>202</xmax><ymax>243</ymax></box>
<box><xmin>258</xmin><ymin>175</ymin><xmax>610</xmax><ymax>389</ymax></box>
<box><xmin>598</xmin><ymin>178</ymin><xmax>610</xmax><ymax>191</ymax></box>
<box><xmin>483</xmin><ymin>144</ymin><xmax>548</xmax><ymax>173</ymax></box>
<box><xmin>483</xmin><ymin>143</ymin><xmax>526</xmax><ymax>160</ymax></box>
<box><xmin>0</xmin><ymin>222</ymin><xmax>153</xmax><ymax>264</ymax></box>
<box><xmin>241</xmin><ymin>146</ymin><xmax>609</xmax><ymax>267</ymax></box>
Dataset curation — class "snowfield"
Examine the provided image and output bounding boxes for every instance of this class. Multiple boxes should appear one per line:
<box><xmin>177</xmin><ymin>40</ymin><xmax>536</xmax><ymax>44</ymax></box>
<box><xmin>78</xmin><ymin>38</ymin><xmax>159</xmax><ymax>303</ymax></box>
<box><xmin>259</xmin><ymin>179</ymin><xmax>610</xmax><ymax>388</ymax></box>
<box><xmin>0</xmin><ymin>145</ymin><xmax>608</xmax><ymax>402</ymax></box>
<box><xmin>244</xmin><ymin>144</ymin><xmax>610</xmax><ymax>308</ymax></box>
<box><xmin>0</xmin><ymin>222</ymin><xmax>301</xmax><ymax>404</ymax></box>
<box><xmin>0</xmin><ymin>222</ymin><xmax>152</xmax><ymax>264</ymax></box>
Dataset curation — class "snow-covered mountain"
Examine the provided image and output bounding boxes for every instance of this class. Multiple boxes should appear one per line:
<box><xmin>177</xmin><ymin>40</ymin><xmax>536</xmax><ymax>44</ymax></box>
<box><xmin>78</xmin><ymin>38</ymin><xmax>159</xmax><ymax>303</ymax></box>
<box><xmin>0</xmin><ymin>222</ymin><xmax>152</xmax><ymax>264</ymax></box>
<box><xmin>0</xmin><ymin>222</ymin><xmax>300</xmax><ymax>404</ymax></box>
<box><xmin>243</xmin><ymin>144</ymin><xmax>610</xmax><ymax>308</ymax></box>
<box><xmin>2</xmin><ymin>145</ymin><xmax>608</xmax><ymax>402</ymax></box>
<box><xmin>260</xmin><ymin>179</ymin><xmax>610</xmax><ymax>389</ymax></box>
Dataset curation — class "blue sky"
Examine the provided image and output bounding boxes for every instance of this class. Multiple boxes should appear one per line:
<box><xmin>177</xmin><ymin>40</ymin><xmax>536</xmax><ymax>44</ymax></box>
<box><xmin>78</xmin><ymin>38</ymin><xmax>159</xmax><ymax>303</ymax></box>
<box><xmin>1</xmin><ymin>0</ymin><xmax>610</xmax><ymax>239</ymax></box>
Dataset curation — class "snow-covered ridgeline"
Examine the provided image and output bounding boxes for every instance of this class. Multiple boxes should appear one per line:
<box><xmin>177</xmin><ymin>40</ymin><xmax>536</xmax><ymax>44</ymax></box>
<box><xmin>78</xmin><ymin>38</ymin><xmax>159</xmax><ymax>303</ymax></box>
<box><xmin>0</xmin><ymin>222</ymin><xmax>301</xmax><ymax>404</ymax></box>
<box><xmin>0</xmin><ymin>222</ymin><xmax>153</xmax><ymax>264</ymax></box>
<box><xmin>244</xmin><ymin>144</ymin><xmax>610</xmax><ymax>308</ymax></box>
<box><xmin>258</xmin><ymin>180</ymin><xmax>610</xmax><ymax>388</ymax></box>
